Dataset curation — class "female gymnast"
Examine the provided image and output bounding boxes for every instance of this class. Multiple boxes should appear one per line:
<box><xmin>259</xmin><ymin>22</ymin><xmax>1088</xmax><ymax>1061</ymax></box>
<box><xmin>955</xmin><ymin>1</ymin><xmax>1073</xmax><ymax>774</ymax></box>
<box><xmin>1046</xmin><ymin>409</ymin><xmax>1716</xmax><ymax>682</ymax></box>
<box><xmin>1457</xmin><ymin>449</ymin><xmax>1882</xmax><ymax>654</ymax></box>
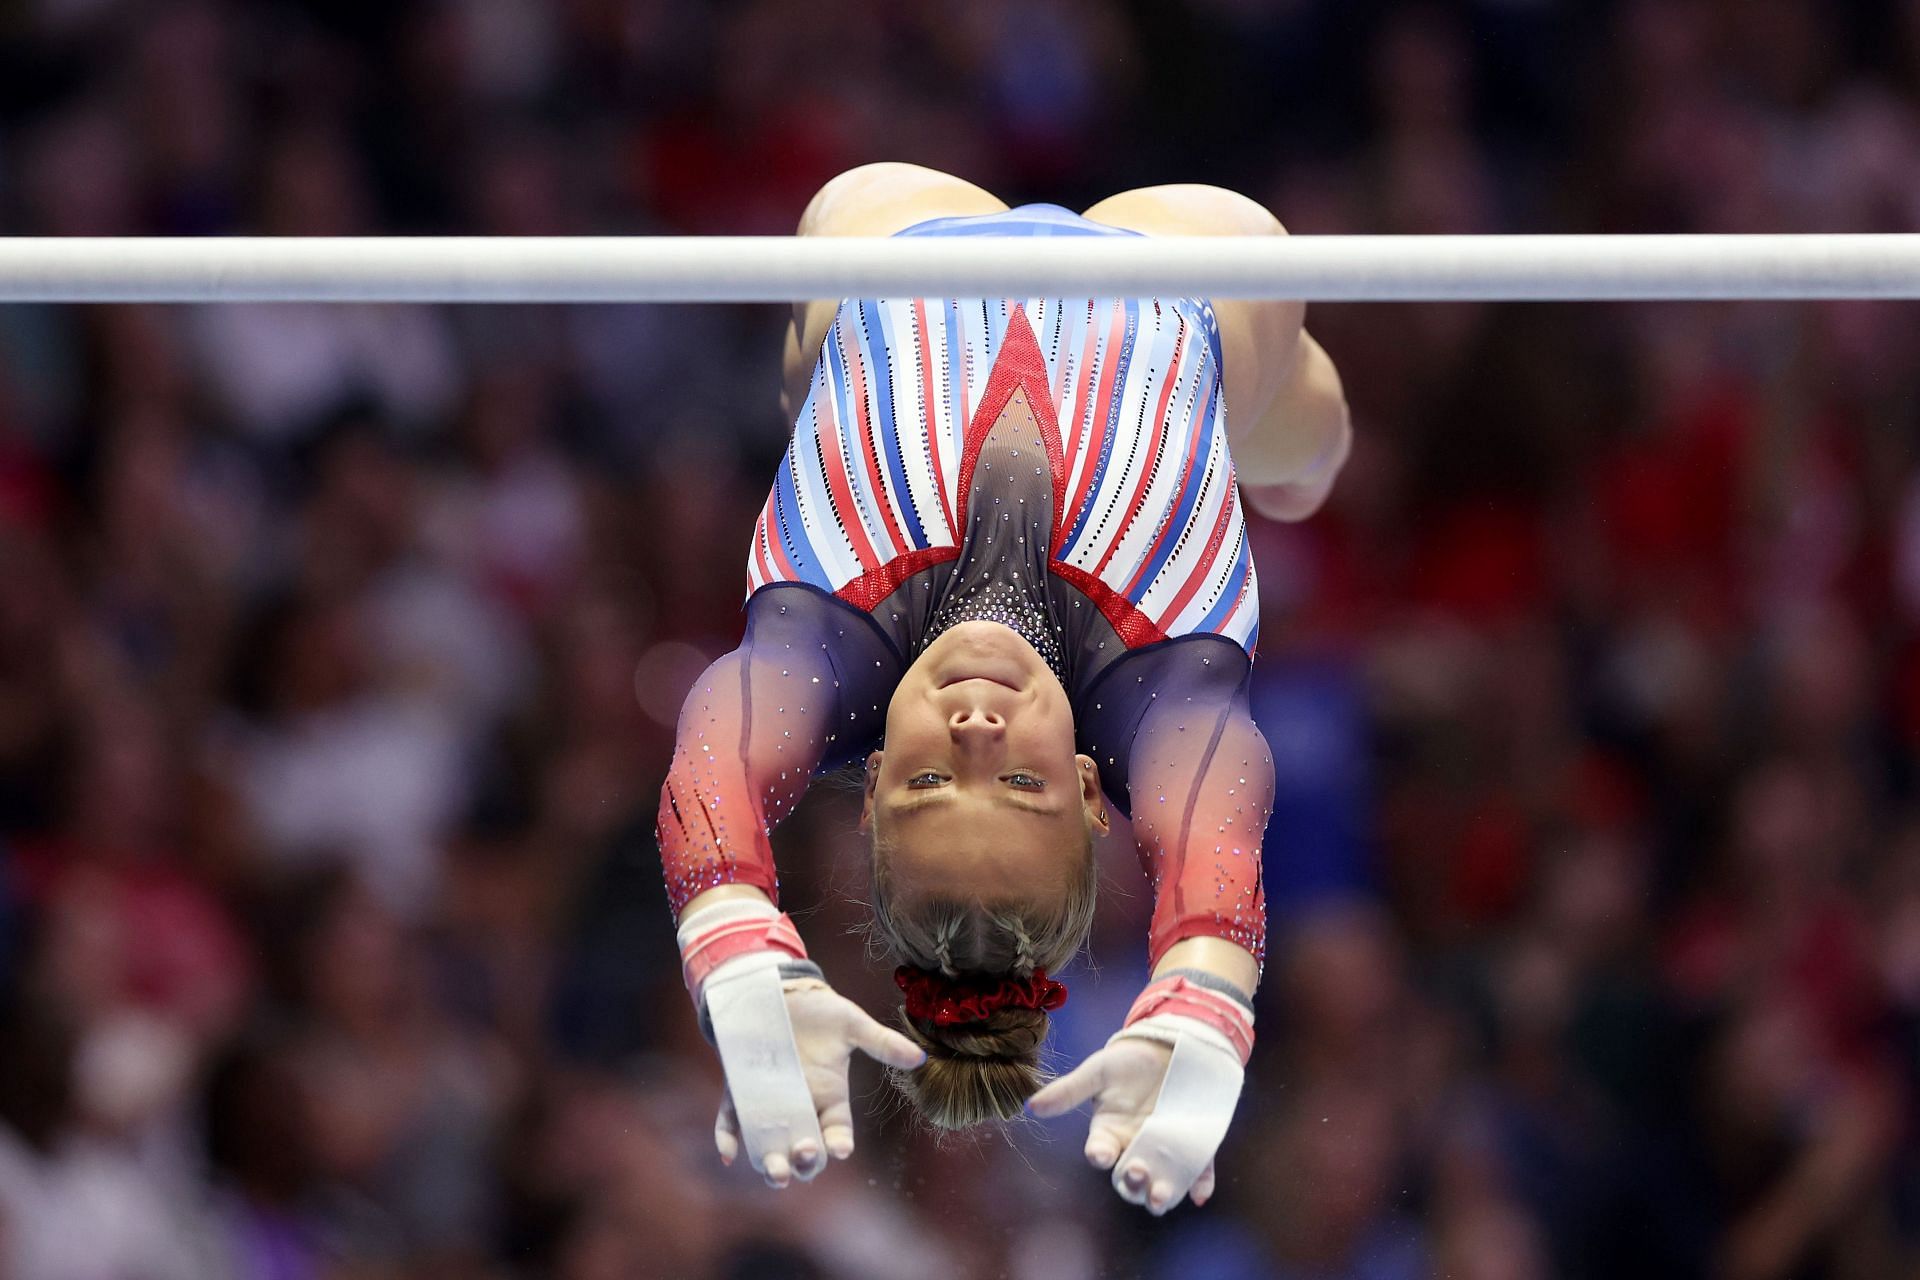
<box><xmin>659</xmin><ymin>163</ymin><xmax>1350</xmax><ymax>1215</ymax></box>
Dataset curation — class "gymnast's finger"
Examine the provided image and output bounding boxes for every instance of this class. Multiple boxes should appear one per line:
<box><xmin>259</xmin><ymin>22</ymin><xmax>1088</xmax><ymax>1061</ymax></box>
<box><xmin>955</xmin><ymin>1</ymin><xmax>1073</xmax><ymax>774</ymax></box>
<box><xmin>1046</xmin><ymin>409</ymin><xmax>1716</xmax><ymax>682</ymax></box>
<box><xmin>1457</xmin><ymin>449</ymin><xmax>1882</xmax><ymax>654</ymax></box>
<box><xmin>817</xmin><ymin>1084</ymin><xmax>857</xmax><ymax>1162</ymax></box>
<box><xmin>1084</xmin><ymin>1114</ymin><xmax>1130</xmax><ymax>1169</ymax></box>
<box><xmin>1147</xmin><ymin>1175</ymin><xmax>1179</xmax><ymax>1216</ymax></box>
<box><xmin>714</xmin><ymin>1093</ymin><xmax>741</xmax><ymax>1166</ymax></box>
<box><xmin>820</xmin><ymin>1120</ymin><xmax>856</xmax><ymax>1161</ymax></box>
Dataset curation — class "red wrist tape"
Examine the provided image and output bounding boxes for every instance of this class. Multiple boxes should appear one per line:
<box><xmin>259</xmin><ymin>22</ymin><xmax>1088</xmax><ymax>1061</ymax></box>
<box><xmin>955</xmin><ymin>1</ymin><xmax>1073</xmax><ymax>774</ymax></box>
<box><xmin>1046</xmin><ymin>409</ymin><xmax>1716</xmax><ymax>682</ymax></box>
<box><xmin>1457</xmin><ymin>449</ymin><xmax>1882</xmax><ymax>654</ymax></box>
<box><xmin>679</xmin><ymin>911</ymin><xmax>809</xmax><ymax>997</ymax></box>
<box><xmin>1124</xmin><ymin>975</ymin><xmax>1255</xmax><ymax>1065</ymax></box>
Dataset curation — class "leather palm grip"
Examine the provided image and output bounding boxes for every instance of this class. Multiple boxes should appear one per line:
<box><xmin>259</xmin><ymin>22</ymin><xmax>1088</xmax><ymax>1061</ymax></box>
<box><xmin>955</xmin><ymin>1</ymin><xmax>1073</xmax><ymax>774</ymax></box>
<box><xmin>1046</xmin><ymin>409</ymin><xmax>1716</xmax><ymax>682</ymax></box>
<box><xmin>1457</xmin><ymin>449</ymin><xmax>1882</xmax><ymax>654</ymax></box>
<box><xmin>703</xmin><ymin>951</ymin><xmax>826</xmax><ymax>1176</ymax></box>
<box><xmin>1105</xmin><ymin>973</ymin><xmax>1256</xmax><ymax>1210</ymax></box>
<box><xmin>1109</xmin><ymin>1032</ymin><xmax>1243</xmax><ymax>1205</ymax></box>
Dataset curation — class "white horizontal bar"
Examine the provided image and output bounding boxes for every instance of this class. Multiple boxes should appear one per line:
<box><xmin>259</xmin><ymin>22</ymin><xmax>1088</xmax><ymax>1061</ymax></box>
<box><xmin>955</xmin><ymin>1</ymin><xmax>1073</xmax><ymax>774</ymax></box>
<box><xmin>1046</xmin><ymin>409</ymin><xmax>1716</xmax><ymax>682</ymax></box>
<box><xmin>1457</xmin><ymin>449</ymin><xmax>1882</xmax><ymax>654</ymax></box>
<box><xmin>3</xmin><ymin>234</ymin><xmax>1920</xmax><ymax>303</ymax></box>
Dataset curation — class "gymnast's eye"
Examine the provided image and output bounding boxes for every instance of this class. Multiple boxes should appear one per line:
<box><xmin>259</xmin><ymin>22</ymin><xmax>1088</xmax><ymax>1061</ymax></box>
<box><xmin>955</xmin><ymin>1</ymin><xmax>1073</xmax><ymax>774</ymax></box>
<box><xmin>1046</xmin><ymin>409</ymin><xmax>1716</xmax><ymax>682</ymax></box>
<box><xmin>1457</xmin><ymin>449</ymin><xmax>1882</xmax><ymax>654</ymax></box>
<box><xmin>1005</xmin><ymin>773</ymin><xmax>1045</xmax><ymax>789</ymax></box>
<box><xmin>907</xmin><ymin>771</ymin><xmax>945</xmax><ymax>787</ymax></box>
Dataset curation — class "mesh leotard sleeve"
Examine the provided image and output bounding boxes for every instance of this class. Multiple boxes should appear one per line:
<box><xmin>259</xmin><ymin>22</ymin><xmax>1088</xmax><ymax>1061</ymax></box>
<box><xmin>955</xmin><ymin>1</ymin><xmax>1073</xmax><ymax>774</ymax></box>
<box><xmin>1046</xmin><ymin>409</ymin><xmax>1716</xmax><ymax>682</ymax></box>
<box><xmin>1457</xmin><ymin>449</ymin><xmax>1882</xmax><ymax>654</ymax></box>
<box><xmin>1078</xmin><ymin>636</ymin><xmax>1274</xmax><ymax>971</ymax></box>
<box><xmin>657</xmin><ymin>584</ymin><xmax>899</xmax><ymax>916</ymax></box>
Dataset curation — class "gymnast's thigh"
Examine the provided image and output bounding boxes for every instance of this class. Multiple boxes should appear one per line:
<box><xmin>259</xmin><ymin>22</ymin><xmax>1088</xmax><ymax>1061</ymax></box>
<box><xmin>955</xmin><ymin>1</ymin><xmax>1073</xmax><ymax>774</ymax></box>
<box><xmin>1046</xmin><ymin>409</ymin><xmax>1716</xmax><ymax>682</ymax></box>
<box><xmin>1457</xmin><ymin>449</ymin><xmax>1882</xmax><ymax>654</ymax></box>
<box><xmin>784</xmin><ymin>164</ymin><xmax>1009</xmax><ymax>405</ymax></box>
<box><xmin>1079</xmin><ymin>185</ymin><xmax>1305</xmax><ymax>434</ymax></box>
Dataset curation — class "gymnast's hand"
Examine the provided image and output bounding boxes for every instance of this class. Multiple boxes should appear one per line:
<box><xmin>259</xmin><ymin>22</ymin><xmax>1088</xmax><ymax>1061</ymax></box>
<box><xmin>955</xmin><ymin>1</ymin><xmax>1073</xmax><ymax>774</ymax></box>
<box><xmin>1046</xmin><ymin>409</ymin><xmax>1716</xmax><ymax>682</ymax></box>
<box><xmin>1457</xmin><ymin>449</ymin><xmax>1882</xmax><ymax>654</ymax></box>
<box><xmin>709</xmin><ymin>975</ymin><xmax>925</xmax><ymax>1187</ymax></box>
<box><xmin>1026</xmin><ymin>973</ymin><xmax>1254</xmax><ymax>1215</ymax></box>
<box><xmin>677</xmin><ymin>894</ymin><xmax>923</xmax><ymax>1188</ymax></box>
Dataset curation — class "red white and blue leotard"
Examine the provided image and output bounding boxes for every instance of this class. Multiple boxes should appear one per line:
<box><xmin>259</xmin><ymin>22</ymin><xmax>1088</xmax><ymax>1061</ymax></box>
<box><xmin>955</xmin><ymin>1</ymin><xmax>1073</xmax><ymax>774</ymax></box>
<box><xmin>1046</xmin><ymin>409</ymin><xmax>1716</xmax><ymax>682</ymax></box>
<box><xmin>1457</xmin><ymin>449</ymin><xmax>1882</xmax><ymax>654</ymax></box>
<box><xmin>659</xmin><ymin>205</ymin><xmax>1273</xmax><ymax>968</ymax></box>
<box><xmin>747</xmin><ymin>204</ymin><xmax>1257</xmax><ymax>652</ymax></box>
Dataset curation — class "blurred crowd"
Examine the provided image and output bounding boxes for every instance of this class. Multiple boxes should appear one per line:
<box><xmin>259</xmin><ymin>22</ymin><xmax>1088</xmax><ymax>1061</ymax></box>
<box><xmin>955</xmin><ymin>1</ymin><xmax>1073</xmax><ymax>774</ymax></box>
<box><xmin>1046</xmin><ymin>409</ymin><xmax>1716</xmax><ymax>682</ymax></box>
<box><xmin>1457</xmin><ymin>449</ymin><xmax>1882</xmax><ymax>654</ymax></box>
<box><xmin>2</xmin><ymin>0</ymin><xmax>1920</xmax><ymax>1276</ymax></box>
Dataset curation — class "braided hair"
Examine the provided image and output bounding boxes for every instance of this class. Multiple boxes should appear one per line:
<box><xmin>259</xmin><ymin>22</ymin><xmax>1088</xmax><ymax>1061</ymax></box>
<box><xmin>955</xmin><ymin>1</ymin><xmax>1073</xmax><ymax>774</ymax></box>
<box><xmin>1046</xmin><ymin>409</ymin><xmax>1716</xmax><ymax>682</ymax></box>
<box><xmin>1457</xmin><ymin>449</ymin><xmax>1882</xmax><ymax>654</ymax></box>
<box><xmin>868</xmin><ymin>830</ymin><xmax>1098</xmax><ymax>1129</ymax></box>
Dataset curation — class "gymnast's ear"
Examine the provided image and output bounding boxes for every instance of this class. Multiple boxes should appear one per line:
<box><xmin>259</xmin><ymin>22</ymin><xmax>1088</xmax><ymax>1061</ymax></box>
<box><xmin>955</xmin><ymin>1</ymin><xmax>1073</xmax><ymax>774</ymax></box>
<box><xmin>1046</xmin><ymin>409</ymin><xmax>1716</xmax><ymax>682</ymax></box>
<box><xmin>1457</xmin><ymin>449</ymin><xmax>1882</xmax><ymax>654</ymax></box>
<box><xmin>858</xmin><ymin>750</ymin><xmax>883</xmax><ymax>832</ymax></box>
<box><xmin>1076</xmin><ymin>754</ymin><xmax>1110</xmax><ymax>835</ymax></box>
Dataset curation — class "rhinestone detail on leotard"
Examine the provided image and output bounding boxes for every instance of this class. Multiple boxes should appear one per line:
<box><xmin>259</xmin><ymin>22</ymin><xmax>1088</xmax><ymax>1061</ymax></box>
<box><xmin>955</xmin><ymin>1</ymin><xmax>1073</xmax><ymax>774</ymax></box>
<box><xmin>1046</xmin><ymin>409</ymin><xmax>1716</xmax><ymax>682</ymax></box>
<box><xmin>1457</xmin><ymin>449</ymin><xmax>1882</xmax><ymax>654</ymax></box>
<box><xmin>915</xmin><ymin>389</ymin><xmax>1065</xmax><ymax>683</ymax></box>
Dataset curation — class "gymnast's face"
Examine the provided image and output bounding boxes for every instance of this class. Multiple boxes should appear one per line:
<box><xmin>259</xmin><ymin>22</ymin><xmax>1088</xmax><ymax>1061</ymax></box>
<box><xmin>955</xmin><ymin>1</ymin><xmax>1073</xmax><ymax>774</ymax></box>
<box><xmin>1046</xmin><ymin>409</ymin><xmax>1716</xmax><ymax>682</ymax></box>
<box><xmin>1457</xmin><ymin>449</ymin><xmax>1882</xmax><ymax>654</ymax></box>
<box><xmin>861</xmin><ymin>621</ymin><xmax>1108</xmax><ymax>900</ymax></box>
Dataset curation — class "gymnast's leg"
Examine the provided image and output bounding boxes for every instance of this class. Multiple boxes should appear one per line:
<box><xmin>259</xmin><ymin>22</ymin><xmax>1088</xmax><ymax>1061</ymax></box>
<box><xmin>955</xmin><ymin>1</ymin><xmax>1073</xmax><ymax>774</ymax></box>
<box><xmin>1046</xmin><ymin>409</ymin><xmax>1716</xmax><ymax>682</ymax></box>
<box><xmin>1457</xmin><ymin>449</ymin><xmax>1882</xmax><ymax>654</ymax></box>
<box><xmin>1080</xmin><ymin>185</ymin><xmax>1350</xmax><ymax>521</ymax></box>
<box><xmin>781</xmin><ymin>164</ymin><xmax>1009</xmax><ymax>419</ymax></box>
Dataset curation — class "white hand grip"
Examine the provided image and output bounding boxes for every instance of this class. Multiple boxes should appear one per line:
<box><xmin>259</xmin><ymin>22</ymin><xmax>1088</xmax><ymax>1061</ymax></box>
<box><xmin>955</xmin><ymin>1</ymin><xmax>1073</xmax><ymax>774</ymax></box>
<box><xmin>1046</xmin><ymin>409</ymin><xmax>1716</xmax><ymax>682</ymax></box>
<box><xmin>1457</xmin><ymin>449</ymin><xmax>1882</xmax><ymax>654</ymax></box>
<box><xmin>1110</xmin><ymin>1032</ymin><xmax>1243</xmax><ymax>1204</ymax></box>
<box><xmin>703</xmin><ymin>953</ymin><xmax>825</xmax><ymax>1176</ymax></box>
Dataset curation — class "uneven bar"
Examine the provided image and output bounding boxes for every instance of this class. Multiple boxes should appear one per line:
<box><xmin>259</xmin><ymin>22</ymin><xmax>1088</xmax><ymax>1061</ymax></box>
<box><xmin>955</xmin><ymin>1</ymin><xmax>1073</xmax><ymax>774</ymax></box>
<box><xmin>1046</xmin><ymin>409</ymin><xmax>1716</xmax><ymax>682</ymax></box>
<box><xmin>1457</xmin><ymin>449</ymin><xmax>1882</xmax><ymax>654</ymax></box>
<box><xmin>3</xmin><ymin>234</ymin><xmax>1920</xmax><ymax>303</ymax></box>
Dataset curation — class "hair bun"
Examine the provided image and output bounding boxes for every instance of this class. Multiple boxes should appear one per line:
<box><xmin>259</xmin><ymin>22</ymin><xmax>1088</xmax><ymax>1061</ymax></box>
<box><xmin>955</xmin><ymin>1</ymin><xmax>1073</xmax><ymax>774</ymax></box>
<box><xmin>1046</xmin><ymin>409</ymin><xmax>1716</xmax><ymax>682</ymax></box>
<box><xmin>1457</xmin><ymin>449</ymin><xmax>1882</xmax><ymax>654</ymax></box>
<box><xmin>916</xmin><ymin>1005</ymin><xmax>1047</xmax><ymax>1059</ymax></box>
<box><xmin>890</xmin><ymin>1004</ymin><xmax>1051</xmax><ymax>1129</ymax></box>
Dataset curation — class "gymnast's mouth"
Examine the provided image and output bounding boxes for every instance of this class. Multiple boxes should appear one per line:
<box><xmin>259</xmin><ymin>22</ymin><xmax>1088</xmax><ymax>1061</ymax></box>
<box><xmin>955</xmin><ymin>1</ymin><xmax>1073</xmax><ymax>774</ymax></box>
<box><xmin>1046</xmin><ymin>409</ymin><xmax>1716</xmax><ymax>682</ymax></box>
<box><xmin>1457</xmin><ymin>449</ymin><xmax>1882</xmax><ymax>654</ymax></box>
<box><xmin>937</xmin><ymin>673</ymin><xmax>1024</xmax><ymax>692</ymax></box>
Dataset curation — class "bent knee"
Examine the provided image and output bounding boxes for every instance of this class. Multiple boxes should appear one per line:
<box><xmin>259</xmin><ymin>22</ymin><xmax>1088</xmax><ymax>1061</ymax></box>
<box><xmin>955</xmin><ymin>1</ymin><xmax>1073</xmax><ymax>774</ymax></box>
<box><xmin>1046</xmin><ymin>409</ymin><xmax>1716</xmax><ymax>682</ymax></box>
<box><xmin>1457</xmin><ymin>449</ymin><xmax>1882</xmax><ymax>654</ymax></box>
<box><xmin>797</xmin><ymin>163</ymin><xmax>1004</xmax><ymax>238</ymax></box>
<box><xmin>798</xmin><ymin>164</ymin><xmax>931</xmax><ymax>235</ymax></box>
<box><xmin>1082</xmin><ymin>185</ymin><xmax>1286</xmax><ymax>239</ymax></box>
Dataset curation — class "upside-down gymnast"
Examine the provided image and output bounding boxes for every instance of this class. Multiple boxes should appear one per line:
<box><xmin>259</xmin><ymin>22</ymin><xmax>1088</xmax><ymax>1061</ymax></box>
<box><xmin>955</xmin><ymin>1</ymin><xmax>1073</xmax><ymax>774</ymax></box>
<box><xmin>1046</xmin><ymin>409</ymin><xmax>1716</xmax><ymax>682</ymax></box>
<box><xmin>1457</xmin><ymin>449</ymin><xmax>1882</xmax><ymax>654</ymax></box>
<box><xmin>658</xmin><ymin>162</ymin><xmax>1351</xmax><ymax>1215</ymax></box>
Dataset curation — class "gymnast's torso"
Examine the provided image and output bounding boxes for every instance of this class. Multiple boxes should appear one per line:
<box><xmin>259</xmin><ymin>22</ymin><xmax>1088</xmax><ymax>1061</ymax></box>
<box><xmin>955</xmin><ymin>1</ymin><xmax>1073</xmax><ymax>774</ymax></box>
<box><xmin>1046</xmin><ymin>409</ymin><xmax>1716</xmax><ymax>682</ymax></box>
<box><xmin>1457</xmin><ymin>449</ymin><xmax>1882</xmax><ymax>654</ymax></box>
<box><xmin>754</xmin><ymin>206</ymin><xmax>1254</xmax><ymax>641</ymax></box>
<box><xmin>660</xmin><ymin>205</ymin><xmax>1270</xmax><ymax>964</ymax></box>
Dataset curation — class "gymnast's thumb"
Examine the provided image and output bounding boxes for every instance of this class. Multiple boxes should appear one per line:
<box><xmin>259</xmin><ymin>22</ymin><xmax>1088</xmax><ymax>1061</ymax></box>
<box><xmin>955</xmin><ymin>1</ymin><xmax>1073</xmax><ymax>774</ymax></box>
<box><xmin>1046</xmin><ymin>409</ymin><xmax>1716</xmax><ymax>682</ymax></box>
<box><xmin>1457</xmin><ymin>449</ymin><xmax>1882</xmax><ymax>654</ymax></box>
<box><xmin>847</xmin><ymin>1007</ymin><xmax>926</xmax><ymax>1070</ymax></box>
<box><xmin>1026</xmin><ymin>1054</ymin><xmax>1106</xmax><ymax>1118</ymax></box>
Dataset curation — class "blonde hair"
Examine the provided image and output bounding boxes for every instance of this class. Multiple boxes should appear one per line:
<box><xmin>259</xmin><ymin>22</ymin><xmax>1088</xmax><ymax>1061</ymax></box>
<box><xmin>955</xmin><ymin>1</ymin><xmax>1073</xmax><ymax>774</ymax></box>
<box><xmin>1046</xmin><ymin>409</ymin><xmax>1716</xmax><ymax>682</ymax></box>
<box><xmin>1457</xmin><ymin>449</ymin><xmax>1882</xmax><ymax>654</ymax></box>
<box><xmin>868</xmin><ymin>827</ymin><xmax>1099</xmax><ymax>1129</ymax></box>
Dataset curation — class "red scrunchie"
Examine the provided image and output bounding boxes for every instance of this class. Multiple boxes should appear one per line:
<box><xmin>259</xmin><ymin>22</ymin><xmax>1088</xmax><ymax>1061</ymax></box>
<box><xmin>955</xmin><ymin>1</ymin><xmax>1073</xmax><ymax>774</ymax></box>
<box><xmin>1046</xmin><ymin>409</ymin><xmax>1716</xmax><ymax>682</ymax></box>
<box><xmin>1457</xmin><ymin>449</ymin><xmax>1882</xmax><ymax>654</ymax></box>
<box><xmin>894</xmin><ymin>966</ymin><xmax>1068</xmax><ymax>1026</ymax></box>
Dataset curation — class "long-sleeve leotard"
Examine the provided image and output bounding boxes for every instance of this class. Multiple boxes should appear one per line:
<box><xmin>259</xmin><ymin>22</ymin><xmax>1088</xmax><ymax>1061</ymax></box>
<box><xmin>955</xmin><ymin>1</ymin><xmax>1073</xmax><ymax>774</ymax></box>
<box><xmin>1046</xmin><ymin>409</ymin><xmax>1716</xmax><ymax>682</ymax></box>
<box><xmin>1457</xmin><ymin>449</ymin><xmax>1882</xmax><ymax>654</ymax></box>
<box><xmin>658</xmin><ymin>585</ymin><xmax>893</xmax><ymax>911</ymax></box>
<box><xmin>658</xmin><ymin>586</ymin><xmax>1271</xmax><ymax>966</ymax></box>
<box><xmin>659</xmin><ymin>203</ymin><xmax>1272</xmax><ymax>968</ymax></box>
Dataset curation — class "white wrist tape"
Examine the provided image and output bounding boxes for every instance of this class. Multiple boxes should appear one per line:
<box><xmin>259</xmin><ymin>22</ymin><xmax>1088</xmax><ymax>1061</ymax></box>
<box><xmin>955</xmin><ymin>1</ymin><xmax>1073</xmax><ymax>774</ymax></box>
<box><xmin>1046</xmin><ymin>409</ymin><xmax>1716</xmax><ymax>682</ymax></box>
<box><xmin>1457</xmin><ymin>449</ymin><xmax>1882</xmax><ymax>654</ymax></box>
<box><xmin>1119</xmin><ymin>973</ymin><xmax>1255</xmax><ymax>1064</ymax></box>
<box><xmin>676</xmin><ymin>898</ymin><xmax>809</xmax><ymax>1004</ymax></box>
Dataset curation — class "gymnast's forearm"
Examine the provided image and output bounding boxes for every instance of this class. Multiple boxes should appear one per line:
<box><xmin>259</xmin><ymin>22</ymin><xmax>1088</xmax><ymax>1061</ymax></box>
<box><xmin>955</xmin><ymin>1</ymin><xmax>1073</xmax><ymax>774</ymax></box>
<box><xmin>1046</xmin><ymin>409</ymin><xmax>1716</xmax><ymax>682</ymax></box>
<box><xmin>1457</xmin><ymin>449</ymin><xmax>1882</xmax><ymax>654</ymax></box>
<box><xmin>1129</xmin><ymin>688</ymin><xmax>1275</xmax><ymax>996</ymax></box>
<box><xmin>656</xmin><ymin>645</ymin><xmax>828</xmax><ymax>920</ymax></box>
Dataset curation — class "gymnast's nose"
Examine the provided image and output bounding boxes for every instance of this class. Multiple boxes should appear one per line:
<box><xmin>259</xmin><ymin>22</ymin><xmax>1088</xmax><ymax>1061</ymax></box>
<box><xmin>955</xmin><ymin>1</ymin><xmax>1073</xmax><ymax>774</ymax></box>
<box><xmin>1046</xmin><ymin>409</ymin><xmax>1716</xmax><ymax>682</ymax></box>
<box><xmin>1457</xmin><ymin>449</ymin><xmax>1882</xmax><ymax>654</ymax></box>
<box><xmin>948</xmin><ymin>705</ymin><xmax>1006</xmax><ymax>744</ymax></box>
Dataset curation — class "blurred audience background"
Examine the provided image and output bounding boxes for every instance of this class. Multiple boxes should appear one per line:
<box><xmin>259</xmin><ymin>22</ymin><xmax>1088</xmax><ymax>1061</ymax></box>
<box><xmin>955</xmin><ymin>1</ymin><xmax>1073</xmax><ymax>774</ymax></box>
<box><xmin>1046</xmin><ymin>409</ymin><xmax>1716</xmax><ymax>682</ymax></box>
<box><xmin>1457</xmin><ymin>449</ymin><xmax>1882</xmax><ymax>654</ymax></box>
<box><xmin>2</xmin><ymin>0</ymin><xmax>1920</xmax><ymax>1276</ymax></box>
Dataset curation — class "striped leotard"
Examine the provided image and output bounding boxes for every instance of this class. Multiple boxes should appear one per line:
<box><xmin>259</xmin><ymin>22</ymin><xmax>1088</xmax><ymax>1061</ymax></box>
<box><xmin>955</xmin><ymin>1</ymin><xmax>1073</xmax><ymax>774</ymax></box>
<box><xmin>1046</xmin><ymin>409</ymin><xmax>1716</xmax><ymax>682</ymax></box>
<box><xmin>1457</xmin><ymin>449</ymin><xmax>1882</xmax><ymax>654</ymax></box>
<box><xmin>659</xmin><ymin>205</ymin><xmax>1273</xmax><ymax>967</ymax></box>
<box><xmin>748</xmin><ymin>204</ymin><xmax>1257</xmax><ymax>651</ymax></box>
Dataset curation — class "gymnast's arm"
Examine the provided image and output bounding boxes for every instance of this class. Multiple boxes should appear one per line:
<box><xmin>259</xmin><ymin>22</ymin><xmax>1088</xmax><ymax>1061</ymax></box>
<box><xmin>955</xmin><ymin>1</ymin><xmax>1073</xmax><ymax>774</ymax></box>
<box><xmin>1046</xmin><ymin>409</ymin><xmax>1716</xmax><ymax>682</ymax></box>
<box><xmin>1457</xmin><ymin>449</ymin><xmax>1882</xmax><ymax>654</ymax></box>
<box><xmin>1129</xmin><ymin>661</ymin><xmax>1272</xmax><ymax>995</ymax></box>
<box><xmin>1027</xmin><ymin>650</ymin><xmax>1271</xmax><ymax>1211</ymax></box>
<box><xmin>660</xmin><ymin>587</ymin><xmax>915</xmax><ymax>1184</ymax></box>
<box><xmin>660</xmin><ymin>585</ymin><xmax>892</xmax><ymax>922</ymax></box>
